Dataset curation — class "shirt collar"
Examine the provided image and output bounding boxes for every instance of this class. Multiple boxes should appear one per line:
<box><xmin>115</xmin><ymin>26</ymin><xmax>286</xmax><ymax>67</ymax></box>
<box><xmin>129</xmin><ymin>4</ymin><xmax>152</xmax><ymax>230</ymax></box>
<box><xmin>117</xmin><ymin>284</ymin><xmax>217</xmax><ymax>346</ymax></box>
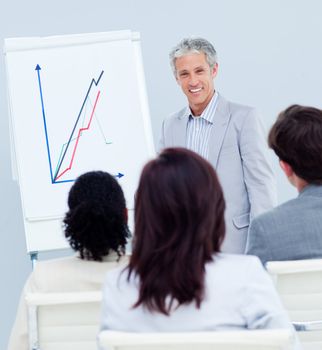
<box><xmin>298</xmin><ymin>184</ymin><xmax>322</xmax><ymax>198</ymax></box>
<box><xmin>188</xmin><ymin>91</ymin><xmax>219</xmax><ymax>124</ymax></box>
<box><xmin>75</xmin><ymin>250</ymin><xmax>123</xmax><ymax>262</ymax></box>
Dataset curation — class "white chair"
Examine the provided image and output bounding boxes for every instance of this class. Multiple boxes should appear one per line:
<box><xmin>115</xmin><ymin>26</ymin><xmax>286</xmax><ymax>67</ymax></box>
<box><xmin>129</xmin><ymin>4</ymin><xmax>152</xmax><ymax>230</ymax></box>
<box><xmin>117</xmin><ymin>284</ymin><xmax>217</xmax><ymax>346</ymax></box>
<box><xmin>26</xmin><ymin>291</ymin><xmax>102</xmax><ymax>350</ymax></box>
<box><xmin>98</xmin><ymin>329</ymin><xmax>293</xmax><ymax>350</ymax></box>
<box><xmin>266</xmin><ymin>259</ymin><xmax>322</xmax><ymax>350</ymax></box>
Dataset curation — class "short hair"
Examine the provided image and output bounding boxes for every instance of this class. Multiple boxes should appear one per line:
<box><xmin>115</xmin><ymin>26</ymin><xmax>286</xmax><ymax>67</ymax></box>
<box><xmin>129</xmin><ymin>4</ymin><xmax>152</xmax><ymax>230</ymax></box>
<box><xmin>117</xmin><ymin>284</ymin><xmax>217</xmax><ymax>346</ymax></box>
<box><xmin>64</xmin><ymin>171</ymin><xmax>129</xmax><ymax>261</ymax></box>
<box><xmin>169</xmin><ymin>37</ymin><xmax>218</xmax><ymax>76</ymax></box>
<box><xmin>128</xmin><ymin>147</ymin><xmax>226</xmax><ymax>315</ymax></box>
<box><xmin>268</xmin><ymin>105</ymin><xmax>322</xmax><ymax>184</ymax></box>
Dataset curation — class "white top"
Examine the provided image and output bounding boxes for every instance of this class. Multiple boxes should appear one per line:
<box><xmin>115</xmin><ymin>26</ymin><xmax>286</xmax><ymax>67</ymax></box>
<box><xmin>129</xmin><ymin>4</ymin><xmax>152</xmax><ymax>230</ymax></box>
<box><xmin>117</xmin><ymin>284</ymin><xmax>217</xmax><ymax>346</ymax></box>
<box><xmin>8</xmin><ymin>253</ymin><xmax>128</xmax><ymax>350</ymax></box>
<box><xmin>100</xmin><ymin>253</ymin><xmax>301</xmax><ymax>349</ymax></box>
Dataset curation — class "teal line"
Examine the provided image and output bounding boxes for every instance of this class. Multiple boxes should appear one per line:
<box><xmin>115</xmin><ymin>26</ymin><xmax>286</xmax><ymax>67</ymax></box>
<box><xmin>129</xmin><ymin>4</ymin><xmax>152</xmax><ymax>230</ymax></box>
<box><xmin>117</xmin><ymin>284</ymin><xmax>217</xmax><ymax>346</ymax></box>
<box><xmin>53</xmin><ymin>96</ymin><xmax>112</xmax><ymax>176</ymax></box>
<box><xmin>54</xmin><ymin>100</ymin><xmax>89</xmax><ymax>176</ymax></box>
<box><xmin>87</xmin><ymin>97</ymin><xmax>112</xmax><ymax>145</ymax></box>
<box><xmin>54</xmin><ymin>138</ymin><xmax>76</xmax><ymax>176</ymax></box>
<box><xmin>95</xmin><ymin>115</ymin><xmax>113</xmax><ymax>144</ymax></box>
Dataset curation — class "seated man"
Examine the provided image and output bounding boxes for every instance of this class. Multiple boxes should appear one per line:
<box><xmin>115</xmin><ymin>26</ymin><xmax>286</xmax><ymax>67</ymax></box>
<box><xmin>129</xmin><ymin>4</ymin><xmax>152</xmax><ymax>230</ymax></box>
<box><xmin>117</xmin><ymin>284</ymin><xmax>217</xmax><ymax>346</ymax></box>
<box><xmin>245</xmin><ymin>105</ymin><xmax>322</xmax><ymax>265</ymax></box>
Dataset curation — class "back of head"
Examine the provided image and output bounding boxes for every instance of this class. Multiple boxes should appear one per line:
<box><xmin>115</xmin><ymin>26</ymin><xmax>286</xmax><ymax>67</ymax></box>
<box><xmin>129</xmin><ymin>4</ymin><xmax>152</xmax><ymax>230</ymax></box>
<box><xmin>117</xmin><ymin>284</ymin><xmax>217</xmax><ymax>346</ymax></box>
<box><xmin>269</xmin><ymin>105</ymin><xmax>322</xmax><ymax>184</ymax></box>
<box><xmin>64</xmin><ymin>171</ymin><xmax>129</xmax><ymax>261</ymax></box>
<box><xmin>169</xmin><ymin>37</ymin><xmax>217</xmax><ymax>75</ymax></box>
<box><xmin>129</xmin><ymin>147</ymin><xmax>225</xmax><ymax>315</ymax></box>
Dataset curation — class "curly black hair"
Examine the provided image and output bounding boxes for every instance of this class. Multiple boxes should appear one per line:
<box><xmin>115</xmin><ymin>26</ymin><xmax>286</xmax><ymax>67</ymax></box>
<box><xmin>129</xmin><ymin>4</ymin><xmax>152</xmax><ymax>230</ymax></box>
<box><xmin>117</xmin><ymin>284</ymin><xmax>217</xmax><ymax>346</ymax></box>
<box><xmin>63</xmin><ymin>171</ymin><xmax>130</xmax><ymax>261</ymax></box>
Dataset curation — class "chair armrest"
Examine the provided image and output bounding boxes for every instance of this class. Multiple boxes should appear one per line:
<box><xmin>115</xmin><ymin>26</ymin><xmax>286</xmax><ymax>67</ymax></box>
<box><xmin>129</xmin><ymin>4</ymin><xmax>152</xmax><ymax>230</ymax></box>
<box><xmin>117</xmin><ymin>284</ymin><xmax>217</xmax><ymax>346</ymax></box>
<box><xmin>293</xmin><ymin>320</ymin><xmax>322</xmax><ymax>331</ymax></box>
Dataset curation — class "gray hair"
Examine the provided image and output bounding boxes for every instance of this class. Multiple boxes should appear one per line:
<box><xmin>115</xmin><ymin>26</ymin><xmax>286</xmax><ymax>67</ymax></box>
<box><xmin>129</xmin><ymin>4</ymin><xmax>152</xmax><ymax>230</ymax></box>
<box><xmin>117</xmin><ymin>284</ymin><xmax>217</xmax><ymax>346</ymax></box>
<box><xmin>169</xmin><ymin>37</ymin><xmax>218</xmax><ymax>76</ymax></box>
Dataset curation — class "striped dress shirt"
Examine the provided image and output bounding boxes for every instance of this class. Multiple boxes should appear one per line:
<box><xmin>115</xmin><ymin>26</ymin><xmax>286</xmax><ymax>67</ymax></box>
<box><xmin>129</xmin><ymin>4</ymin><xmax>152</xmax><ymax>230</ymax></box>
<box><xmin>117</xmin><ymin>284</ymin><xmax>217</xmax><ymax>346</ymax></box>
<box><xmin>186</xmin><ymin>91</ymin><xmax>219</xmax><ymax>160</ymax></box>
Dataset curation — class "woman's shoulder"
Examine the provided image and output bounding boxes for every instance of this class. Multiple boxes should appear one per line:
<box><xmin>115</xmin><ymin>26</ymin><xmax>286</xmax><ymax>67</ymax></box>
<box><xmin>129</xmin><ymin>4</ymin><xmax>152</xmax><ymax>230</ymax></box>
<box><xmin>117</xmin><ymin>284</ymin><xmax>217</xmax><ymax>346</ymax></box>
<box><xmin>206</xmin><ymin>253</ymin><xmax>264</xmax><ymax>278</ymax></box>
<box><xmin>31</xmin><ymin>254</ymin><xmax>128</xmax><ymax>290</ymax></box>
<box><xmin>105</xmin><ymin>263</ymin><xmax>129</xmax><ymax>284</ymax></box>
<box><xmin>213</xmin><ymin>252</ymin><xmax>262</xmax><ymax>266</ymax></box>
<box><xmin>35</xmin><ymin>252</ymin><xmax>128</xmax><ymax>270</ymax></box>
<box><xmin>203</xmin><ymin>254</ymin><xmax>270</xmax><ymax>297</ymax></box>
<box><xmin>33</xmin><ymin>255</ymin><xmax>77</xmax><ymax>273</ymax></box>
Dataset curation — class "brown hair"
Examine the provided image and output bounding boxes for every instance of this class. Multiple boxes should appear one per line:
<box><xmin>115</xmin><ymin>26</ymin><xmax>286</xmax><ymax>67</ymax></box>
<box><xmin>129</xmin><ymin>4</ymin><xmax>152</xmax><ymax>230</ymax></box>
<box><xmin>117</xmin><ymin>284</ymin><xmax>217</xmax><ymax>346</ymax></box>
<box><xmin>128</xmin><ymin>147</ymin><xmax>225</xmax><ymax>315</ymax></box>
<box><xmin>268</xmin><ymin>105</ymin><xmax>322</xmax><ymax>184</ymax></box>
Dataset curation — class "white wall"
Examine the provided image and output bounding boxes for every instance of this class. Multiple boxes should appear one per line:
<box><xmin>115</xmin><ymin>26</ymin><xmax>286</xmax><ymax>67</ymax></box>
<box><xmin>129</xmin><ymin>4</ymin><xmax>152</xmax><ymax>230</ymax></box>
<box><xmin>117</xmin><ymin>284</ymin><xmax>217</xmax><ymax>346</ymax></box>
<box><xmin>1</xmin><ymin>1</ymin><xmax>322</xmax><ymax>348</ymax></box>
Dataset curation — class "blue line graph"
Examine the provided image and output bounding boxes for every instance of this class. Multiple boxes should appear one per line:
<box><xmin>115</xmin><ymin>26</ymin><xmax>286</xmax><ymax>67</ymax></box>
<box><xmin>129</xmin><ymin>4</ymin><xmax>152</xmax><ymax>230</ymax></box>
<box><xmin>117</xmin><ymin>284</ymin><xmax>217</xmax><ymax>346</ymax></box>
<box><xmin>53</xmin><ymin>70</ymin><xmax>104</xmax><ymax>181</ymax></box>
<box><xmin>35</xmin><ymin>66</ymin><xmax>123</xmax><ymax>183</ymax></box>
<box><xmin>35</xmin><ymin>64</ymin><xmax>55</xmax><ymax>183</ymax></box>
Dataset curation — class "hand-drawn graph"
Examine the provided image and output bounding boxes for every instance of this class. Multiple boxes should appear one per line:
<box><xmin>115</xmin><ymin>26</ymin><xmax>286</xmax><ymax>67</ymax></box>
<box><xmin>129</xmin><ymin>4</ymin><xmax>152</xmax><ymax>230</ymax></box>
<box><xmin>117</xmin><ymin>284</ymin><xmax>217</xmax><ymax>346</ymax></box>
<box><xmin>35</xmin><ymin>66</ymin><xmax>122</xmax><ymax>184</ymax></box>
<box><xmin>5</xmin><ymin>31</ymin><xmax>155</xmax><ymax>252</ymax></box>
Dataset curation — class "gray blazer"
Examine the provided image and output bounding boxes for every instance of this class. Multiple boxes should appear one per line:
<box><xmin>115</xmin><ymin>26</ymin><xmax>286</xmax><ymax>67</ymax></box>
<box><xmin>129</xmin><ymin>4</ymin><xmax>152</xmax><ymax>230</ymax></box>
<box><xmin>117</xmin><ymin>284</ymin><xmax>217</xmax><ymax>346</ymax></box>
<box><xmin>246</xmin><ymin>184</ymin><xmax>322</xmax><ymax>266</ymax></box>
<box><xmin>159</xmin><ymin>94</ymin><xmax>276</xmax><ymax>253</ymax></box>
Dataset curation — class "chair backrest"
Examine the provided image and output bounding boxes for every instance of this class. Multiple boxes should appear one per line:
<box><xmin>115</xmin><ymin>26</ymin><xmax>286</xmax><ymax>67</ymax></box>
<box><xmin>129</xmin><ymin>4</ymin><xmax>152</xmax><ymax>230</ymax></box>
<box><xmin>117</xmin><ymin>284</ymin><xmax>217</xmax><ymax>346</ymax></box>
<box><xmin>266</xmin><ymin>259</ymin><xmax>322</xmax><ymax>322</ymax></box>
<box><xmin>98</xmin><ymin>329</ymin><xmax>293</xmax><ymax>350</ymax></box>
<box><xmin>26</xmin><ymin>291</ymin><xmax>102</xmax><ymax>350</ymax></box>
<box><xmin>266</xmin><ymin>259</ymin><xmax>322</xmax><ymax>349</ymax></box>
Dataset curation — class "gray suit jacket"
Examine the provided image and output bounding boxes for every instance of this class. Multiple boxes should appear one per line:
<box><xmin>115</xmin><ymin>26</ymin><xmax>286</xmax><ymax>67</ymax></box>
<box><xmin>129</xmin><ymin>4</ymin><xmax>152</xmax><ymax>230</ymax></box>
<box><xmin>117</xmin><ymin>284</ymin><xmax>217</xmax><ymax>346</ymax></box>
<box><xmin>160</xmin><ymin>94</ymin><xmax>276</xmax><ymax>253</ymax></box>
<box><xmin>246</xmin><ymin>184</ymin><xmax>322</xmax><ymax>266</ymax></box>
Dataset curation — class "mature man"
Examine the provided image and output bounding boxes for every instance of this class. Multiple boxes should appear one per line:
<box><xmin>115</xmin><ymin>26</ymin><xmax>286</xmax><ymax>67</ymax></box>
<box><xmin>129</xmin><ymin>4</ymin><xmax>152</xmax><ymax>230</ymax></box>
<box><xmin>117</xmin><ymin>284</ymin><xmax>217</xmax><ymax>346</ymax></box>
<box><xmin>245</xmin><ymin>105</ymin><xmax>322</xmax><ymax>265</ymax></box>
<box><xmin>159</xmin><ymin>37</ymin><xmax>276</xmax><ymax>253</ymax></box>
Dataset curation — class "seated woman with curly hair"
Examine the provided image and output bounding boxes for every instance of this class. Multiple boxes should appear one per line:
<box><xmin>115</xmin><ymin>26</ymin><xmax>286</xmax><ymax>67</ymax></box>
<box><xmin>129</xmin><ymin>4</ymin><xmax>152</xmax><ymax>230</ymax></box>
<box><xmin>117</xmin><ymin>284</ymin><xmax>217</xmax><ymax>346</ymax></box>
<box><xmin>100</xmin><ymin>148</ymin><xmax>300</xmax><ymax>349</ymax></box>
<box><xmin>8</xmin><ymin>171</ymin><xmax>130</xmax><ymax>350</ymax></box>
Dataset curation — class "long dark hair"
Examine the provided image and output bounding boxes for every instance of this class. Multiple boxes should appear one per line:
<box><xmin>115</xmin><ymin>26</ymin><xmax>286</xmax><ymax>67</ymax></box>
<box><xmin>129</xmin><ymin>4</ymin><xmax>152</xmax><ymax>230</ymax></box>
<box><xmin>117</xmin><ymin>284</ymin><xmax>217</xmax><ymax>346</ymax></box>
<box><xmin>64</xmin><ymin>171</ymin><xmax>130</xmax><ymax>261</ymax></box>
<box><xmin>128</xmin><ymin>148</ymin><xmax>225</xmax><ymax>315</ymax></box>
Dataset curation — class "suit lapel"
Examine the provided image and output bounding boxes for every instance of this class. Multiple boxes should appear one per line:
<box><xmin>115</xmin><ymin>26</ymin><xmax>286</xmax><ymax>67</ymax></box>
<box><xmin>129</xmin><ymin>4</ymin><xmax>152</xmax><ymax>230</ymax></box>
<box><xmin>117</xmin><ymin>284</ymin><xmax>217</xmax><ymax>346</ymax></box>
<box><xmin>172</xmin><ymin>107</ymin><xmax>189</xmax><ymax>147</ymax></box>
<box><xmin>208</xmin><ymin>95</ymin><xmax>232</xmax><ymax>169</ymax></box>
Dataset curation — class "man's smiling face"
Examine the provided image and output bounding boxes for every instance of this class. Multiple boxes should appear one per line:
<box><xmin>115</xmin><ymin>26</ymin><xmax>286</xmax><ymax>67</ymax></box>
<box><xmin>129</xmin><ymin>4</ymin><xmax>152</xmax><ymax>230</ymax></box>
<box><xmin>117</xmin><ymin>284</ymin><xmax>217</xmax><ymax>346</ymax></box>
<box><xmin>175</xmin><ymin>52</ymin><xmax>218</xmax><ymax>116</ymax></box>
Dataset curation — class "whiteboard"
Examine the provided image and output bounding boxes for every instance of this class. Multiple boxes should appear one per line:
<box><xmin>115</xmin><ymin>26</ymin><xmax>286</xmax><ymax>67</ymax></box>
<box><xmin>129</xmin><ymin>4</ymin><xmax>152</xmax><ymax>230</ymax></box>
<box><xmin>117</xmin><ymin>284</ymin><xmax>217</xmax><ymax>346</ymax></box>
<box><xmin>4</xmin><ymin>30</ymin><xmax>155</xmax><ymax>252</ymax></box>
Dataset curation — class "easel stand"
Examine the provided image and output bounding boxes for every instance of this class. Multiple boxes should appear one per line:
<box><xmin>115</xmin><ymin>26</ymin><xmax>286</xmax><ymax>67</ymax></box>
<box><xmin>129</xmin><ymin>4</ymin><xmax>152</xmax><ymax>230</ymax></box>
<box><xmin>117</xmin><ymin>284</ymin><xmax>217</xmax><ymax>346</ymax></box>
<box><xmin>30</xmin><ymin>252</ymin><xmax>38</xmax><ymax>270</ymax></box>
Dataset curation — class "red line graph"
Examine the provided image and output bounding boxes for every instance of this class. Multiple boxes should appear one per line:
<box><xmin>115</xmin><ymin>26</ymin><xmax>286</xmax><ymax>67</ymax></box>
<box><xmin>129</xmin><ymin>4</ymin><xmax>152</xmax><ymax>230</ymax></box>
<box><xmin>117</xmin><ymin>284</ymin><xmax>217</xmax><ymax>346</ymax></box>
<box><xmin>55</xmin><ymin>90</ymin><xmax>101</xmax><ymax>181</ymax></box>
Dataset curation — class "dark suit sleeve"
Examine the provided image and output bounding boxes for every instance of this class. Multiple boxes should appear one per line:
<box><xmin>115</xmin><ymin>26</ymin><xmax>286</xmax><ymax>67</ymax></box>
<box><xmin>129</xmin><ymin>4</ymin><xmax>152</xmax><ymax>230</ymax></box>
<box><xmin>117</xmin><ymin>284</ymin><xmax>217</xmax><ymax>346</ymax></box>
<box><xmin>245</xmin><ymin>218</ymin><xmax>272</xmax><ymax>266</ymax></box>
